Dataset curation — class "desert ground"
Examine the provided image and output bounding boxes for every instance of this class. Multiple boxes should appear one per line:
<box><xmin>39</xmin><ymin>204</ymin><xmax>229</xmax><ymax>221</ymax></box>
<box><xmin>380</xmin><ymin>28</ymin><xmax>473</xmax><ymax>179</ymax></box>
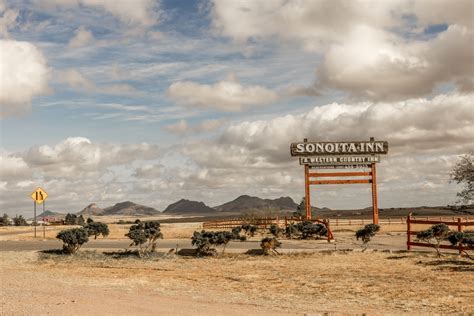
<box><xmin>1</xmin><ymin>221</ymin><xmax>473</xmax><ymax>315</ymax></box>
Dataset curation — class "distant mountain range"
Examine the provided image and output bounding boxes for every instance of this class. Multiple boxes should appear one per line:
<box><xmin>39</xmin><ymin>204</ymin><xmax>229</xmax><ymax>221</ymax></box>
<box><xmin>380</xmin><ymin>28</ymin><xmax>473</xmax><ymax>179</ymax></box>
<box><xmin>163</xmin><ymin>199</ymin><xmax>217</xmax><ymax>215</ymax></box>
<box><xmin>72</xmin><ymin>195</ymin><xmax>298</xmax><ymax>216</ymax></box>
<box><xmin>78</xmin><ymin>201</ymin><xmax>160</xmax><ymax>216</ymax></box>
<box><xmin>215</xmin><ymin>195</ymin><xmax>298</xmax><ymax>213</ymax></box>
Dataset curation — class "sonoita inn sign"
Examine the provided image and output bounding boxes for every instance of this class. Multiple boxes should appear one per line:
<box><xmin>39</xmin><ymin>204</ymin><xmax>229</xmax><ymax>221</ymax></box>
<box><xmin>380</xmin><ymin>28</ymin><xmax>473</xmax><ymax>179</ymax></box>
<box><xmin>290</xmin><ymin>141</ymin><xmax>388</xmax><ymax>156</ymax></box>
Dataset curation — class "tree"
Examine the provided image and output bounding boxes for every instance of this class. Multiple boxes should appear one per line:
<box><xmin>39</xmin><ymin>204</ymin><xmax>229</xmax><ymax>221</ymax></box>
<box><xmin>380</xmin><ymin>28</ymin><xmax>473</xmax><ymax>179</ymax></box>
<box><xmin>0</xmin><ymin>213</ymin><xmax>10</xmax><ymax>226</ymax></box>
<box><xmin>450</xmin><ymin>153</ymin><xmax>473</xmax><ymax>204</ymax></box>
<box><xmin>13</xmin><ymin>215</ymin><xmax>27</xmax><ymax>226</ymax></box>
<box><xmin>241</xmin><ymin>224</ymin><xmax>257</xmax><ymax>237</ymax></box>
<box><xmin>64</xmin><ymin>213</ymin><xmax>78</xmax><ymax>225</ymax></box>
<box><xmin>416</xmin><ymin>224</ymin><xmax>450</xmax><ymax>257</ymax></box>
<box><xmin>56</xmin><ymin>227</ymin><xmax>89</xmax><ymax>254</ymax></box>
<box><xmin>191</xmin><ymin>230</ymin><xmax>241</xmax><ymax>256</ymax></box>
<box><xmin>269</xmin><ymin>224</ymin><xmax>285</xmax><ymax>238</ymax></box>
<box><xmin>125</xmin><ymin>220</ymin><xmax>163</xmax><ymax>257</ymax></box>
<box><xmin>287</xmin><ymin>221</ymin><xmax>327</xmax><ymax>240</ymax></box>
<box><xmin>447</xmin><ymin>231</ymin><xmax>474</xmax><ymax>260</ymax></box>
<box><xmin>293</xmin><ymin>197</ymin><xmax>306</xmax><ymax>217</ymax></box>
<box><xmin>77</xmin><ymin>215</ymin><xmax>85</xmax><ymax>226</ymax></box>
<box><xmin>260</xmin><ymin>237</ymin><xmax>281</xmax><ymax>255</ymax></box>
<box><xmin>86</xmin><ymin>217</ymin><xmax>94</xmax><ymax>224</ymax></box>
<box><xmin>355</xmin><ymin>224</ymin><xmax>380</xmax><ymax>251</ymax></box>
<box><xmin>85</xmin><ymin>222</ymin><xmax>109</xmax><ymax>239</ymax></box>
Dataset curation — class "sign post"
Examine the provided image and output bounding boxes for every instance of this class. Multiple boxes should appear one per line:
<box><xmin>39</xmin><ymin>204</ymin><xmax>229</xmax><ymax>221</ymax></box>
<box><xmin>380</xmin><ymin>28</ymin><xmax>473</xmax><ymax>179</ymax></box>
<box><xmin>31</xmin><ymin>187</ymin><xmax>48</xmax><ymax>238</ymax></box>
<box><xmin>291</xmin><ymin>138</ymin><xmax>388</xmax><ymax>224</ymax></box>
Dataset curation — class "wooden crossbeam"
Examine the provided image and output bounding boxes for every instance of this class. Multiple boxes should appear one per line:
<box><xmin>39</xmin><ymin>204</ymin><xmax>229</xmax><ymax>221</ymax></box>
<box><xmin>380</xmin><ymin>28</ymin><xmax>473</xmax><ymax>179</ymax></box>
<box><xmin>308</xmin><ymin>172</ymin><xmax>372</xmax><ymax>177</ymax></box>
<box><xmin>309</xmin><ymin>179</ymin><xmax>372</xmax><ymax>185</ymax></box>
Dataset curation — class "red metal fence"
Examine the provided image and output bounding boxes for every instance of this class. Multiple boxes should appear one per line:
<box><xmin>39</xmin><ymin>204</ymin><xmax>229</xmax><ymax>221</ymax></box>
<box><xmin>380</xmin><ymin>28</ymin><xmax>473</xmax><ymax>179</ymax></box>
<box><xmin>406</xmin><ymin>215</ymin><xmax>474</xmax><ymax>255</ymax></box>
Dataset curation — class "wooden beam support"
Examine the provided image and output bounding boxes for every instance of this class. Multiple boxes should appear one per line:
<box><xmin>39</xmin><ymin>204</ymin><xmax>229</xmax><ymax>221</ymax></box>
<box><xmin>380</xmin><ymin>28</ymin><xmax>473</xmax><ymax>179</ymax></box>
<box><xmin>308</xmin><ymin>171</ymin><xmax>372</xmax><ymax>177</ymax></box>
<box><xmin>309</xmin><ymin>179</ymin><xmax>372</xmax><ymax>185</ymax></box>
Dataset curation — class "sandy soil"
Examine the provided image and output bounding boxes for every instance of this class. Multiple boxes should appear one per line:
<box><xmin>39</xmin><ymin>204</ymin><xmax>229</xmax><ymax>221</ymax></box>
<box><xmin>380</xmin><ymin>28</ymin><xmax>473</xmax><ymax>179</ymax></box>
<box><xmin>1</xmin><ymin>249</ymin><xmax>472</xmax><ymax>315</ymax></box>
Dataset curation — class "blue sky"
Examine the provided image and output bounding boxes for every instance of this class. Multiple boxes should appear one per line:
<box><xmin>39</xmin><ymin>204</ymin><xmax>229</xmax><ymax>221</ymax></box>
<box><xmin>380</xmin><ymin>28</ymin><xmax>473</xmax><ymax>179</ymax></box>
<box><xmin>0</xmin><ymin>0</ymin><xmax>473</xmax><ymax>215</ymax></box>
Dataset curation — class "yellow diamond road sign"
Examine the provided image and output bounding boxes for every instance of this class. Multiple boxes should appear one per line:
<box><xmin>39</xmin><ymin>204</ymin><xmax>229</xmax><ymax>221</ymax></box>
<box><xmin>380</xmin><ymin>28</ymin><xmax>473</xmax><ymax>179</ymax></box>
<box><xmin>31</xmin><ymin>187</ymin><xmax>48</xmax><ymax>204</ymax></box>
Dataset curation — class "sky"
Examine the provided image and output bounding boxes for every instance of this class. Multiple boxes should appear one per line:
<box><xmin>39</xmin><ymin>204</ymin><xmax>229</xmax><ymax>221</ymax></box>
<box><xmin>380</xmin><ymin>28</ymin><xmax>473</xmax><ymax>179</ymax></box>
<box><xmin>0</xmin><ymin>0</ymin><xmax>473</xmax><ymax>216</ymax></box>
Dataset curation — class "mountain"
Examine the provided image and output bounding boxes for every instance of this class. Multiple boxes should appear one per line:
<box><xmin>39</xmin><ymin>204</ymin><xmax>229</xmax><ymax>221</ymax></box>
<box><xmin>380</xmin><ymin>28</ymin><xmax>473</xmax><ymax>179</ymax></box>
<box><xmin>78</xmin><ymin>203</ymin><xmax>105</xmax><ymax>216</ymax></box>
<box><xmin>102</xmin><ymin>201</ymin><xmax>160</xmax><ymax>216</ymax></box>
<box><xmin>163</xmin><ymin>199</ymin><xmax>217</xmax><ymax>214</ymax></box>
<box><xmin>215</xmin><ymin>195</ymin><xmax>298</xmax><ymax>213</ymax></box>
<box><xmin>30</xmin><ymin>210</ymin><xmax>65</xmax><ymax>221</ymax></box>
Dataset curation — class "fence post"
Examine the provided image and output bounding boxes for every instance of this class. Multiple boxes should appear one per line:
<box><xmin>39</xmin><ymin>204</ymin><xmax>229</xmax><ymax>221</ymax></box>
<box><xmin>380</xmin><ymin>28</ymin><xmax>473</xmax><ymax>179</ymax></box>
<box><xmin>407</xmin><ymin>214</ymin><xmax>412</xmax><ymax>251</ymax></box>
<box><xmin>388</xmin><ymin>217</ymin><xmax>391</xmax><ymax>225</ymax></box>
<box><xmin>336</xmin><ymin>218</ymin><xmax>338</xmax><ymax>226</ymax></box>
<box><xmin>457</xmin><ymin>218</ymin><xmax>463</xmax><ymax>255</ymax></box>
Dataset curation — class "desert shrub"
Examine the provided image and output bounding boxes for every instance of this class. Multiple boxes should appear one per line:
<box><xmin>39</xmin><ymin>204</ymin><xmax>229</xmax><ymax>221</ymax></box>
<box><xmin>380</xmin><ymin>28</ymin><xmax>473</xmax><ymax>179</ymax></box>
<box><xmin>85</xmin><ymin>222</ymin><xmax>109</xmax><ymax>239</ymax></box>
<box><xmin>231</xmin><ymin>227</ymin><xmax>247</xmax><ymax>241</ymax></box>
<box><xmin>86</xmin><ymin>217</ymin><xmax>94</xmax><ymax>224</ymax></box>
<box><xmin>447</xmin><ymin>230</ymin><xmax>474</xmax><ymax>259</ymax></box>
<box><xmin>416</xmin><ymin>223</ymin><xmax>450</xmax><ymax>257</ymax></box>
<box><xmin>13</xmin><ymin>215</ymin><xmax>27</xmax><ymax>226</ymax></box>
<box><xmin>260</xmin><ymin>237</ymin><xmax>281</xmax><ymax>255</ymax></box>
<box><xmin>241</xmin><ymin>224</ymin><xmax>258</xmax><ymax>237</ymax></box>
<box><xmin>355</xmin><ymin>224</ymin><xmax>380</xmax><ymax>250</ymax></box>
<box><xmin>269</xmin><ymin>224</ymin><xmax>285</xmax><ymax>238</ymax></box>
<box><xmin>285</xmin><ymin>224</ymin><xmax>299</xmax><ymax>239</ymax></box>
<box><xmin>296</xmin><ymin>221</ymin><xmax>328</xmax><ymax>239</ymax></box>
<box><xmin>191</xmin><ymin>230</ymin><xmax>241</xmax><ymax>256</ymax></box>
<box><xmin>56</xmin><ymin>227</ymin><xmax>89</xmax><ymax>254</ymax></box>
<box><xmin>125</xmin><ymin>220</ymin><xmax>163</xmax><ymax>257</ymax></box>
<box><xmin>0</xmin><ymin>213</ymin><xmax>10</xmax><ymax>226</ymax></box>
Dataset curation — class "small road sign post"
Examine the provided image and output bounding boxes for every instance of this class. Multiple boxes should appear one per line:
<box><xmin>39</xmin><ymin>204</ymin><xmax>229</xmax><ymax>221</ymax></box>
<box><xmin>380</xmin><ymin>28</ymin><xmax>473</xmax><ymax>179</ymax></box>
<box><xmin>31</xmin><ymin>187</ymin><xmax>48</xmax><ymax>238</ymax></box>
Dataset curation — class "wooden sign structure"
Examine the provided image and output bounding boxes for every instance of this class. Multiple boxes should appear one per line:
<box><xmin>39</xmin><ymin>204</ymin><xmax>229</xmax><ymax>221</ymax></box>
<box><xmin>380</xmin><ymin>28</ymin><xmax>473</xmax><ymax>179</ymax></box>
<box><xmin>291</xmin><ymin>138</ymin><xmax>388</xmax><ymax>224</ymax></box>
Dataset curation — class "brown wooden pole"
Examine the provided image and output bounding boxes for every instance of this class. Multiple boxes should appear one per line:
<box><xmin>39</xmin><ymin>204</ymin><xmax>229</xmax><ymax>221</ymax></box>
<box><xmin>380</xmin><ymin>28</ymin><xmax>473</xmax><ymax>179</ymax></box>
<box><xmin>407</xmin><ymin>214</ymin><xmax>412</xmax><ymax>251</ymax></box>
<box><xmin>304</xmin><ymin>164</ymin><xmax>311</xmax><ymax>219</ymax></box>
<box><xmin>457</xmin><ymin>218</ymin><xmax>462</xmax><ymax>255</ymax></box>
<box><xmin>371</xmin><ymin>162</ymin><xmax>379</xmax><ymax>224</ymax></box>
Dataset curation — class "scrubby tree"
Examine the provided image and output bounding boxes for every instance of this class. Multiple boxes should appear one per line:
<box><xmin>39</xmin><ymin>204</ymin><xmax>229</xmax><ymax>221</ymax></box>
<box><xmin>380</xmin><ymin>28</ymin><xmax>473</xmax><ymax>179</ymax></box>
<box><xmin>241</xmin><ymin>224</ymin><xmax>258</xmax><ymax>237</ymax></box>
<box><xmin>85</xmin><ymin>222</ymin><xmax>109</xmax><ymax>239</ymax></box>
<box><xmin>448</xmin><ymin>231</ymin><xmax>474</xmax><ymax>260</ymax></box>
<box><xmin>56</xmin><ymin>227</ymin><xmax>89</xmax><ymax>254</ymax></box>
<box><xmin>450</xmin><ymin>153</ymin><xmax>473</xmax><ymax>204</ymax></box>
<box><xmin>125</xmin><ymin>220</ymin><xmax>163</xmax><ymax>257</ymax></box>
<box><xmin>231</xmin><ymin>227</ymin><xmax>247</xmax><ymax>241</ymax></box>
<box><xmin>293</xmin><ymin>197</ymin><xmax>306</xmax><ymax>217</ymax></box>
<box><xmin>416</xmin><ymin>224</ymin><xmax>450</xmax><ymax>257</ymax></box>
<box><xmin>260</xmin><ymin>237</ymin><xmax>281</xmax><ymax>255</ymax></box>
<box><xmin>64</xmin><ymin>213</ymin><xmax>78</xmax><ymax>225</ymax></box>
<box><xmin>0</xmin><ymin>213</ymin><xmax>10</xmax><ymax>226</ymax></box>
<box><xmin>191</xmin><ymin>230</ymin><xmax>241</xmax><ymax>256</ymax></box>
<box><xmin>269</xmin><ymin>224</ymin><xmax>285</xmax><ymax>238</ymax></box>
<box><xmin>285</xmin><ymin>224</ymin><xmax>299</xmax><ymax>239</ymax></box>
<box><xmin>355</xmin><ymin>224</ymin><xmax>380</xmax><ymax>251</ymax></box>
<box><xmin>13</xmin><ymin>215</ymin><xmax>27</xmax><ymax>226</ymax></box>
<box><xmin>86</xmin><ymin>217</ymin><xmax>94</xmax><ymax>224</ymax></box>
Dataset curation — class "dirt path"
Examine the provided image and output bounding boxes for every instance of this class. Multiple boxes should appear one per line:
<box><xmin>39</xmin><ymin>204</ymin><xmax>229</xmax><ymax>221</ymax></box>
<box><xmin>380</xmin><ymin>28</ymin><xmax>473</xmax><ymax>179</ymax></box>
<box><xmin>1</xmin><ymin>250</ymin><xmax>473</xmax><ymax>315</ymax></box>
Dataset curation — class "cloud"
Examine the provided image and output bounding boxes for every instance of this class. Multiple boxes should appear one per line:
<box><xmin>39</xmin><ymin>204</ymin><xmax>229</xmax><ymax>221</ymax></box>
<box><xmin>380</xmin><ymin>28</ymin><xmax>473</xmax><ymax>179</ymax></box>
<box><xmin>0</xmin><ymin>3</ymin><xmax>18</xmax><ymax>38</ymax></box>
<box><xmin>68</xmin><ymin>26</ymin><xmax>95</xmax><ymax>48</ymax></box>
<box><xmin>38</xmin><ymin>0</ymin><xmax>158</xmax><ymax>27</ymax></box>
<box><xmin>167</xmin><ymin>77</ymin><xmax>278</xmax><ymax>111</ymax></box>
<box><xmin>164</xmin><ymin>118</ymin><xmax>226</xmax><ymax>135</ymax></box>
<box><xmin>0</xmin><ymin>40</ymin><xmax>50</xmax><ymax>118</ymax></box>
<box><xmin>133</xmin><ymin>164</ymin><xmax>162</xmax><ymax>179</ymax></box>
<box><xmin>211</xmin><ymin>0</ymin><xmax>474</xmax><ymax>100</ymax></box>
<box><xmin>58</xmin><ymin>69</ymin><xmax>138</xmax><ymax>95</ymax></box>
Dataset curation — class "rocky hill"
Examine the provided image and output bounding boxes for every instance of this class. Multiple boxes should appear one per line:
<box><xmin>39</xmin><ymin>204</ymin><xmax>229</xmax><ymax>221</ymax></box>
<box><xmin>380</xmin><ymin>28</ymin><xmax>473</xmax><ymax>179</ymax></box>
<box><xmin>78</xmin><ymin>203</ymin><xmax>105</xmax><ymax>216</ymax></box>
<box><xmin>163</xmin><ymin>199</ymin><xmax>217</xmax><ymax>214</ymax></box>
<box><xmin>215</xmin><ymin>195</ymin><xmax>298</xmax><ymax>213</ymax></box>
<box><xmin>77</xmin><ymin>201</ymin><xmax>159</xmax><ymax>216</ymax></box>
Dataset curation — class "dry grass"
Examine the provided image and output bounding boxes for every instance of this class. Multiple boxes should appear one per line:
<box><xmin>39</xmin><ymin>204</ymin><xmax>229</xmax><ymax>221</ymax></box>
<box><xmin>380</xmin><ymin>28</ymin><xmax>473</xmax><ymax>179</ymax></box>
<box><xmin>2</xmin><ymin>250</ymin><xmax>473</xmax><ymax>315</ymax></box>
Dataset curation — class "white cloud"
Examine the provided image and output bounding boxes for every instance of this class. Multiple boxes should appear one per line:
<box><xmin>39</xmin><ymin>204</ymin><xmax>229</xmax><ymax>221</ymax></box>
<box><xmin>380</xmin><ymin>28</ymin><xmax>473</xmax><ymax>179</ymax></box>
<box><xmin>164</xmin><ymin>119</ymin><xmax>188</xmax><ymax>135</ymax></box>
<box><xmin>38</xmin><ymin>0</ymin><xmax>158</xmax><ymax>27</ymax></box>
<box><xmin>0</xmin><ymin>3</ymin><xmax>18</xmax><ymax>38</ymax></box>
<box><xmin>167</xmin><ymin>78</ymin><xmax>278</xmax><ymax>111</ymax></box>
<box><xmin>211</xmin><ymin>0</ymin><xmax>474</xmax><ymax>100</ymax></box>
<box><xmin>68</xmin><ymin>26</ymin><xmax>95</xmax><ymax>48</ymax></box>
<box><xmin>58</xmin><ymin>69</ymin><xmax>138</xmax><ymax>95</ymax></box>
<box><xmin>164</xmin><ymin>118</ymin><xmax>226</xmax><ymax>135</ymax></box>
<box><xmin>0</xmin><ymin>40</ymin><xmax>50</xmax><ymax>118</ymax></box>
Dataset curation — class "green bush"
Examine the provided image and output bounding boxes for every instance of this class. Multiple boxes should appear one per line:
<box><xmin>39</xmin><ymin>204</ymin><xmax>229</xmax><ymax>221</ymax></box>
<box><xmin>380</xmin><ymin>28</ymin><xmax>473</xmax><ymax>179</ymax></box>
<box><xmin>13</xmin><ymin>215</ymin><xmax>27</xmax><ymax>226</ymax></box>
<box><xmin>85</xmin><ymin>222</ymin><xmax>109</xmax><ymax>239</ymax></box>
<box><xmin>416</xmin><ymin>223</ymin><xmax>450</xmax><ymax>257</ymax></box>
<box><xmin>56</xmin><ymin>228</ymin><xmax>89</xmax><ymax>254</ymax></box>
<box><xmin>269</xmin><ymin>224</ymin><xmax>285</xmax><ymax>238</ymax></box>
<box><xmin>260</xmin><ymin>237</ymin><xmax>281</xmax><ymax>255</ymax></box>
<box><xmin>125</xmin><ymin>220</ymin><xmax>163</xmax><ymax>257</ymax></box>
<box><xmin>355</xmin><ymin>224</ymin><xmax>380</xmax><ymax>250</ymax></box>
<box><xmin>191</xmin><ymin>230</ymin><xmax>241</xmax><ymax>256</ymax></box>
<box><xmin>241</xmin><ymin>224</ymin><xmax>258</xmax><ymax>237</ymax></box>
